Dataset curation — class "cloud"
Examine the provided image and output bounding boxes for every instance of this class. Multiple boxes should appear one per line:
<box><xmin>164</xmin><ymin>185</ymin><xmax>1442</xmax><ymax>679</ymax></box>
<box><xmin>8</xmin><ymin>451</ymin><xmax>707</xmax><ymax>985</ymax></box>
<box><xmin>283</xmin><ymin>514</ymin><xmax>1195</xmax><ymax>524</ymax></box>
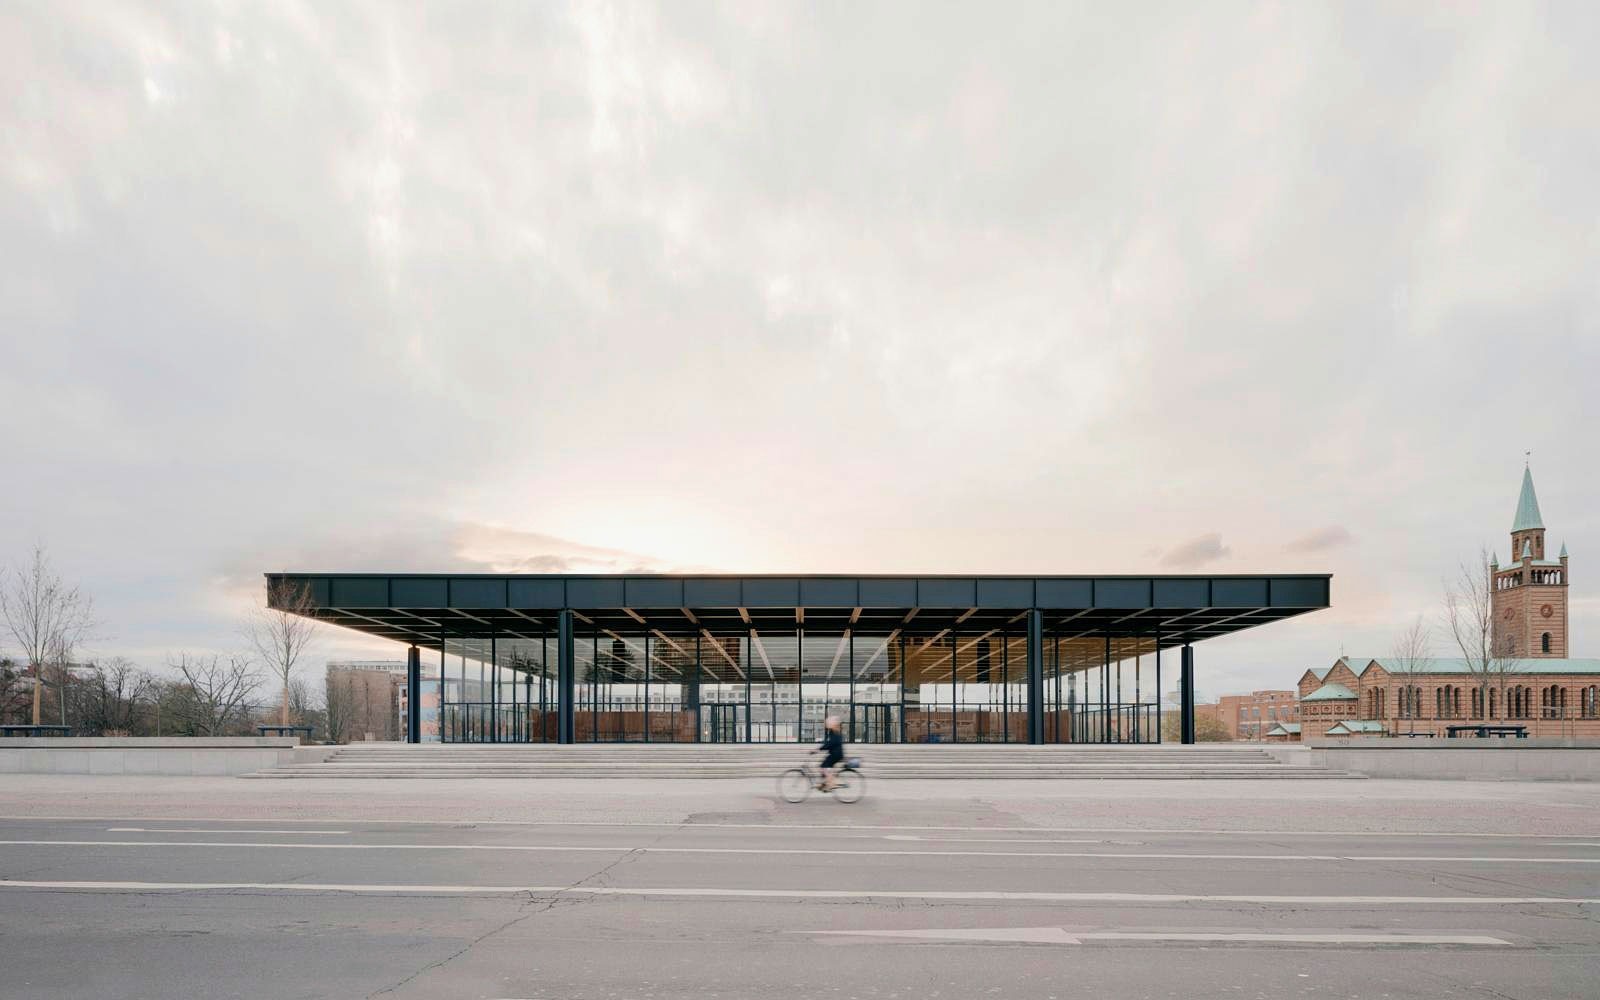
<box><xmin>1160</xmin><ymin>533</ymin><xmax>1231</xmax><ymax>569</ymax></box>
<box><xmin>0</xmin><ymin>4</ymin><xmax>1596</xmax><ymax>686</ymax></box>
<box><xmin>1286</xmin><ymin>526</ymin><xmax>1354</xmax><ymax>552</ymax></box>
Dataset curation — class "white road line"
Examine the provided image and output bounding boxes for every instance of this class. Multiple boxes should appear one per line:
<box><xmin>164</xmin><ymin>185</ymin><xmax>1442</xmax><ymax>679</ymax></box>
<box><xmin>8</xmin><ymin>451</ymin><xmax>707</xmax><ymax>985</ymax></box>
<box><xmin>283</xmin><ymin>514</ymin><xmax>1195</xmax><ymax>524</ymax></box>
<box><xmin>811</xmin><ymin>927</ymin><xmax>1513</xmax><ymax>946</ymax></box>
<box><xmin>0</xmin><ymin>839</ymin><xmax>1596</xmax><ymax>864</ymax></box>
<box><xmin>883</xmin><ymin>835</ymin><xmax>1104</xmax><ymax>844</ymax></box>
<box><xmin>1080</xmin><ymin>931</ymin><xmax>1512</xmax><ymax>946</ymax></box>
<box><xmin>0</xmin><ymin>879</ymin><xmax>1592</xmax><ymax>906</ymax></box>
<box><xmin>1</xmin><ymin>815</ymin><xmax>1593</xmax><ymax>839</ymax></box>
<box><xmin>106</xmin><ymin>828</ymin><xmax>351</xmax><ymax>835</ymax></box>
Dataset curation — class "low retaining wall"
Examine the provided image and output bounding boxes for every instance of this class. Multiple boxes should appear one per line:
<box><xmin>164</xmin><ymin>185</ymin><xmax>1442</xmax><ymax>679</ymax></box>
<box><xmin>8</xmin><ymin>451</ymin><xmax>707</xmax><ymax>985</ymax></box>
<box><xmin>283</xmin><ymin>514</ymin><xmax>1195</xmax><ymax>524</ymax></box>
<box><xmin>1308</xmin><ymin>738</ymin><xmax>1600</xmax><ymax>780</ymax></box>
<box><xmin>0</xmin><ymin>737</ymin><xmax>301</xmax><ymax>776</ymax></box>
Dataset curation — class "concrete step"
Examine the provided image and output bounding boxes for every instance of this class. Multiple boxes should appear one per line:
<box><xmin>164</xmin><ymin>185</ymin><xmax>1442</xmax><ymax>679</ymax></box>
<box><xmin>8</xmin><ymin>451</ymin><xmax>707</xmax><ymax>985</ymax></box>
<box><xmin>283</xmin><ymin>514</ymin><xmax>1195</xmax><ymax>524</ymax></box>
<box><xmin>249</xmin><ymin>741</ymin><xmax>1344</xmax><ymax>778</ymax></box>
<box><xmin>244</xmin><ymin>768</ymin><xmax>1359</xmax><ymax>779</ymax></box>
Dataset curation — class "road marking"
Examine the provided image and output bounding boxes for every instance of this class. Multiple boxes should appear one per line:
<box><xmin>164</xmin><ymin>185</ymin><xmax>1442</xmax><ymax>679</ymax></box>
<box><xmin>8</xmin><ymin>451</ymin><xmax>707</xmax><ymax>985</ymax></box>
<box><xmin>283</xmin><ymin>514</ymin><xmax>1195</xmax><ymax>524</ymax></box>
<box><xmin>1</xmin><ymin>815</ymin><xmax>1592</xmax><ymax>839</ymax></box>
<box><xmin>883</xmin><ymin>835</ymin><xmax>1104</xmax><ymax>844</ymax></box>
<box><xmin>1</xmin><ymin>839</ymin><xmax>1595</xmax><ymax>865</ymax></box>
<box><xmin>811</xmin><ymin>927</ymin><xmax>1513</xmax><ymax>946</ymax></box>
<box><xmin>106</xmin><ymin>828</ymin><xmax>351</xmax><ymax>835</ymax></box>
<box><xmin>1554</xmin><ymin>842</ymin><xmax>1600</xmax><ymax>847</ymax></box>
<box><xmin>0</xmin><ymin>879</ymin><xmax>1592</xmax><ymax>906</ymax></box>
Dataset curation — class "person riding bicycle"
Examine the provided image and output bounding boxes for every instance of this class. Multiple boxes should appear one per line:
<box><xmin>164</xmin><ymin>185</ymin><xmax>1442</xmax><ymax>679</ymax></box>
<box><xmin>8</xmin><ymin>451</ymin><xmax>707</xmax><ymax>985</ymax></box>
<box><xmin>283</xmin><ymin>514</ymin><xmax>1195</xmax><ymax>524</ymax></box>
<box><xmin>814</xmin><ymin>715</ymin><xmax>846</xmax><ymax>791</ymax></box>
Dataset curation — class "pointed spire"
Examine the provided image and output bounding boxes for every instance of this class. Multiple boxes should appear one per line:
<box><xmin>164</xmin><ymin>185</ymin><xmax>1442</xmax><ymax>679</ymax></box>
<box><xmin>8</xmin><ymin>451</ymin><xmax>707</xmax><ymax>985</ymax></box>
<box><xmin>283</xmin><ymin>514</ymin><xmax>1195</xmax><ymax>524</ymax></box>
<box><xmin>1512</xmin><ymin>464</ymin><xmax>1544</xmax><ymax>532</ymax></box>
<box><xmin>1560</xmin><ymin>541</ymin><xmax>1568</xmax><ymax>558</ymax></box>
<box><xmin>1491</xmin><ymin>551</ymin><xmax>1499</xmax><ymax>567</ymax></box>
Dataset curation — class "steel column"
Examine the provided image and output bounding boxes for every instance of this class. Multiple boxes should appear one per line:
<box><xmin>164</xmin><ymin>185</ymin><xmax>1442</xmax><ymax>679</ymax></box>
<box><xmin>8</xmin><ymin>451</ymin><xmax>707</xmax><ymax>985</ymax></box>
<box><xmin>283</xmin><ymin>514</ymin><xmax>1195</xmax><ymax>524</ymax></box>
<box><xmin>557</xmin><ymin>610</ymin><xmax>575</xmax><ymax>744</ymax></box>
<box><xmin>1180</xmin><ymin>643</ymin><xmax>1196</xmax><ymax>745</ymax></box>
<box><xmin>405</xmin><ymin>645</ymin><xmax>421</xmax><ymax>743</ymax></box>
<box><xmin>1026</xmin><ymin>609</ymin><xmax>1044</xmax><ymax>744</ymax></box>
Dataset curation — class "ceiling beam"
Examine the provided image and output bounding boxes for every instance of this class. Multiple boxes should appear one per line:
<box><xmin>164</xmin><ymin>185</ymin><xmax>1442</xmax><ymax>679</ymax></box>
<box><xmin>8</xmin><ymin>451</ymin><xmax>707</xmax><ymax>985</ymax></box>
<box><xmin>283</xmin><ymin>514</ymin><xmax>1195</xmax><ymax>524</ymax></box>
<box><xmin>700</xmin><ymin>629</ymin><xmax>745</xmax><ymax>680</ymax></box>
<box><xmin>824</xmin><ymin>630</ymin><xmax>851</xmax><ymax>681</ymax></box>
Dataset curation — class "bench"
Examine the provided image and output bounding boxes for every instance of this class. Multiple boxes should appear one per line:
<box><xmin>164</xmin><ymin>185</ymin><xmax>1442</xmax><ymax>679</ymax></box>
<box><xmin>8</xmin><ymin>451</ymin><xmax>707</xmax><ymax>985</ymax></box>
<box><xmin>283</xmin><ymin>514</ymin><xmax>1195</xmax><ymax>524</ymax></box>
<box><xmin>0</xmin><ymin>725</ymin><xmax>74</xmax><ymax>738</ymax></box>
<box><xmin>256</xmin><ymin>725</ymin><xmax>314</xmax><ymax>741</ymax></box>
<box><xmin>1445</xmin><ymin>724</ymin><xmax>1529</xmax><ymax>739</ymax></box>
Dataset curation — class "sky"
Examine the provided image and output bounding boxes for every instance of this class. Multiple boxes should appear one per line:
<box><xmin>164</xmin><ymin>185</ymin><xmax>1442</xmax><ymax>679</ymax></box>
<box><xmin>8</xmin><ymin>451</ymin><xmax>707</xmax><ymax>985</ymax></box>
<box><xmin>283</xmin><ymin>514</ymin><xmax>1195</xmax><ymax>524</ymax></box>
<box><xmin>2</xmin><ymin>2</ymin><xmax>1597</xmax><ymax>699</ymax></box>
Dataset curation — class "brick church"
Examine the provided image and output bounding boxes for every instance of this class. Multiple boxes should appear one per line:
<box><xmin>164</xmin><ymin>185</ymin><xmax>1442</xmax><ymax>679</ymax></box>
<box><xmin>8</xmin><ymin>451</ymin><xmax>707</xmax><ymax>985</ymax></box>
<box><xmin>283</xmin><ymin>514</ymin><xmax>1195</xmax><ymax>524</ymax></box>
<box><xmin>1281</xmin><ymin>466</ymin><xmax>1599</xmax><ymax>741</ymax></box>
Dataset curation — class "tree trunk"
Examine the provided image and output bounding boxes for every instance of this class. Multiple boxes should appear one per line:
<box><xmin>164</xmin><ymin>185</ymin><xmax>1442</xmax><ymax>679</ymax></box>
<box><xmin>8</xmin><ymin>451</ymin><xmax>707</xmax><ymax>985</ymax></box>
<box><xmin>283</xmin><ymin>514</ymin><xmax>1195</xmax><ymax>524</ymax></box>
<box><xmin>31</xmin><ymin>663</ymin><xmax>41</xmax><ymax>725</ymax></box>
<box><xmin>280</xmin><ymin>678</ymin><xmax>290</xmax><ymax>726</ymax></box>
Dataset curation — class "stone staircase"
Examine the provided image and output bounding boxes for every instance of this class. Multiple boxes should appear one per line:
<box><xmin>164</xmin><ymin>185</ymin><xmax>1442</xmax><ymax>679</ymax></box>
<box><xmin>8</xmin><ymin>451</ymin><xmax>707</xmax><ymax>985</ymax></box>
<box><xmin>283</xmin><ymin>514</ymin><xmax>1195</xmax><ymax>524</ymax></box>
<box><xmin>244</xmin><ymin>742</ymin><xmax>1361</xmax><ymax>779</ymax></box>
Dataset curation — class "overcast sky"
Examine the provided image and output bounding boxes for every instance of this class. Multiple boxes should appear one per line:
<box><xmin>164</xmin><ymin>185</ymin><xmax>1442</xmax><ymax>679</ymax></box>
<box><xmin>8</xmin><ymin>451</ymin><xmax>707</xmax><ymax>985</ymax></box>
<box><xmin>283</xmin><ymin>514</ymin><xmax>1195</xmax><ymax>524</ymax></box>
<box><xmin>3</xmin><ymin>2</ymin><xmax>1597</xmax><ymax>696</ymax></box>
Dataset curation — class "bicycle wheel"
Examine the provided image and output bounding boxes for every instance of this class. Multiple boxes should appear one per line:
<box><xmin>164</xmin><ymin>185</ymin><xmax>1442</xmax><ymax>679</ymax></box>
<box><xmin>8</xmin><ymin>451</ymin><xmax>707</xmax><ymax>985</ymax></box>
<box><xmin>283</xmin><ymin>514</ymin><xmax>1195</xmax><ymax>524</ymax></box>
<box><xmin>778</xmin><ymin>768</ymin><xmax>812</xmax><ymax>803</ymax></box>
<box><xmin>832</xmin><ymin>767</ymin><xmax>865</xmax><ymax>803</ymax></box>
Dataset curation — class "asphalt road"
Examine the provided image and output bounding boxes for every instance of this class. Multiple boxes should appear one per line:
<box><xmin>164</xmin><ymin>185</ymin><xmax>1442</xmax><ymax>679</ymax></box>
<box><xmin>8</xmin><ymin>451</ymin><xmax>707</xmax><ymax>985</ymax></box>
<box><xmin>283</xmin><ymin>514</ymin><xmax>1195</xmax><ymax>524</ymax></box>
<box><xmin>2</xmin><ymin>799</ymin><xmax>1598</xmax><ymax>1000</ymax></box>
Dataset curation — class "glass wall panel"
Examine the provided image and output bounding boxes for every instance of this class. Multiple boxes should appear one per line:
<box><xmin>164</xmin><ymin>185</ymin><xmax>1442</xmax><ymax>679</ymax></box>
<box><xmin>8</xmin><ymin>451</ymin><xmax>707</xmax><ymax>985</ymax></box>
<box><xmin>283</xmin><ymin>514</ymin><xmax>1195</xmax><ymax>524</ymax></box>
<box><xmin>1038</xmin><ymin>632</ymin><xmax>1160</xmax><ymax>744</ymax></box>
<box><xmin>800</xmin><ymin>631</ymin><xmax>851</xmax><ymax>744</ymax></box>
<box><xmin>496</xmin><ymin>634</ymin><xmax>555</xmax><ymax>743</ymax></box>
<box><xmin>849</xmin><ymin>631</ymin><xmax>901</xmax><ymax>743</ymax></box>
<box><xmin>435</xmin><ymin>631</ymin><xmax>557</xmax><ymax>743</ymax></box>
<box><xmin>698</xmin><ymin>630</ymin><xmax>749</xmax><ymax>743</ymax></box>
<box><xmin>953</xmin><ymin>627</ymin><xmax>1028</xmax><ymax>743</ymax></box>
<box><xmin>647</xmin><ymin>631</ymin><xmax>697</xmax><ymax>742</ymax></box>
<box><xmin>903</xmin><ymin>633</ymin><xmax>954</xmax><ymax>743</ymax></box>
<box><xmin>750</xmin><ymin>630</ymin><xmax>799</xmax><ymax>742</ymax></box>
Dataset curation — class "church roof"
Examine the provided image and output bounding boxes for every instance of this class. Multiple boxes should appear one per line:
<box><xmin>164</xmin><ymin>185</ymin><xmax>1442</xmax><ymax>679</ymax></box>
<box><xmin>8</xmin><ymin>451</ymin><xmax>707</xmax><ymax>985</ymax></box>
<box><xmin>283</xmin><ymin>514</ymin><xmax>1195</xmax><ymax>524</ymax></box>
<box><xmin>1303</xmin><ymin>682</ymin><xmax>1358</xmax><ymax>701</ymax></box>
<box><xmin>1513</xmin><ymin>465</ymin><xmax>1544</xmax><ymax>532</ymax></box>
<box><xmin>1325</xmin><ymin>720</ymin><xmax>1387</xmax><ymax>735</ymax></box>
<box><xmin>1352</xmin><ymin>657</ymin><xmax>1600</xmax><ymax>676</ymax></box>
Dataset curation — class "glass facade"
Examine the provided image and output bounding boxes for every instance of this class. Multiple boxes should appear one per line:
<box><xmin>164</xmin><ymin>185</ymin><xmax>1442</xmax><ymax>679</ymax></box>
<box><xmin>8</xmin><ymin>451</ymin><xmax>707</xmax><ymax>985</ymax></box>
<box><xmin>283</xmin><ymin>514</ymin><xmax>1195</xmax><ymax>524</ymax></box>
<box><xmin>429</xmin><ymin>622</ymin><xmax>1162</xmax><ymax>744</ymax></box>
<box><xmin>435</xmin><ymin>633</ymin><xmax>556</xmax><ymax>743</ymax></box>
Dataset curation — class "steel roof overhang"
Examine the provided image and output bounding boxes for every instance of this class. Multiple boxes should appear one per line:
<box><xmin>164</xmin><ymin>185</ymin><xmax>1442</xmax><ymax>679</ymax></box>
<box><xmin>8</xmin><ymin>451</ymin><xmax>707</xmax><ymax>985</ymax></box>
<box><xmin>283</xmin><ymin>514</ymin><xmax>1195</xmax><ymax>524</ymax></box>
<box><xmin>264</xmin><ymin>573</ymin><xmax>1330</xmax><ymax>652</ymax></box>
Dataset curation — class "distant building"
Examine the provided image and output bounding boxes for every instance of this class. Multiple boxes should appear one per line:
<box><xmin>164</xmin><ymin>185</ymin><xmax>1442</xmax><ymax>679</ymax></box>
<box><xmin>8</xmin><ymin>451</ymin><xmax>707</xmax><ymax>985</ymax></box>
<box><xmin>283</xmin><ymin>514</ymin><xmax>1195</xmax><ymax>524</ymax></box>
<box><xmin>1291</xmin><ymin>655</ymin><xmax>1600</xmax><ymax>740</ymax></box>
<box><xmin>1289</xmin><ymin>466</ymin><xmax>1597</xmax><ymax>741</ymax></box>
<box><xmin>326</xmin><ymin>660</ymin><xmax>407</xmax><ymax>741</ymax></box>
<box><xmin>1216</xmin><ymin>690</ymin><xmax>1298</xmax><ymax>741</ymax></box>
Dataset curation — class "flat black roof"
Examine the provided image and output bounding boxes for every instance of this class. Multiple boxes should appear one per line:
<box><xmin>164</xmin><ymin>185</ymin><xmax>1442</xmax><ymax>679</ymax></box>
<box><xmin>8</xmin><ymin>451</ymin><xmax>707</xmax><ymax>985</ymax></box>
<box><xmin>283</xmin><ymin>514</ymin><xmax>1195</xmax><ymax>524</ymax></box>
<box><xmin>266</xmin><ymin>573</ymin><xmax>1330</xmax><ymax>650</ymax></box>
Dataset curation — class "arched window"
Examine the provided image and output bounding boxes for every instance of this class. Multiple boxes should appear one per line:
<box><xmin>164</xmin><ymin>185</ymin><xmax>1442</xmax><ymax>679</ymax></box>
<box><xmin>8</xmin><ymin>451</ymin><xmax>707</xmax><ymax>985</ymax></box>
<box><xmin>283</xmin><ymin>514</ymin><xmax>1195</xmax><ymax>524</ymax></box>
<box><xmin>1514</xmin><ymin>685</ymin><xmax>1533</xmax><ymax>720</ymax></box>
<box><xmin>1547</xmin><ymin>685</ymin><xmax>1567</xmax><ymax>718</ymax></box>
<box><xmin>1489</xmin><ymin>687</ymin><xmax>1498</xmax><ymax>719</ymax></box>
<box><xmin>1584</xmin><ymin>686</ymin><xmax>1599</xmax><ymax>719</ymax></box>
<box><xmin>1542</xmin><ymin>633</ymin><xmax>1552</xmax><ymax>654</ymax></box>
<box><xmin>1471</xmin><ymin>687</ymin><xmax>1483</xmax><ymax>719</ymax></box>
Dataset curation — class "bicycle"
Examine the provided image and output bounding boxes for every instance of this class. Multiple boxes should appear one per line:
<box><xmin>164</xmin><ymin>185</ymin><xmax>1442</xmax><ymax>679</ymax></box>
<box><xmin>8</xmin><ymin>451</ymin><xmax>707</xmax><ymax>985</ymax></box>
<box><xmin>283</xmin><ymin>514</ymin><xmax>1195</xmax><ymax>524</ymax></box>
<box><xmin>779</xmin><ymin>753</ymin><xmax>865</xmax><ymax>803</ymax></box>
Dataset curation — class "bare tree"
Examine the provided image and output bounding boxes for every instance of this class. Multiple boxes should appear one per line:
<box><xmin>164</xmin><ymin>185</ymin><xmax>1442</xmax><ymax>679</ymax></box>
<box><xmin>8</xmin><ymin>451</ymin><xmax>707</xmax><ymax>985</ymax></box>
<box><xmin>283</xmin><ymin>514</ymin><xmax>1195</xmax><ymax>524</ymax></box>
<box><xmin>0</xmin><ymin>657</ymin><xmax>30</xmax><ymax>725</ymax></box>
<box><xmin>1388</xmin><ymin>616</ymin><xmax>1432</xmax><ymax>735</ymax></box>
<box><xmin>246</xmin><ymin>579</ymin><xmax>321</xmax><ymax>727</ymax></box>
<box><xmin>1442</xmin><ymin>548</ymin><xmax>1523</xmax><ymax>726</ymax></box>
<box><xmin>287</xmin><ymin>677</ymin><xmax>327</xmax><ymax>742</ymax></box>
<box><xmin>73</xmin><ymin>658</ymin><xmax>152</xmax><ymax>735</ymax></box>
<box><xmin>0</xmin><ymin>546</ymin><xmax>95</xmax><ymax>726</ymax></box>
<box><xmin>323</xmin><ymin>669</ymin><xmax>351</xmax><ymax>745</ymax></box>
<box><xmin>167</xmin><ymin>653</ymin><xmax>262</xmax><ymax>736</ymax></box>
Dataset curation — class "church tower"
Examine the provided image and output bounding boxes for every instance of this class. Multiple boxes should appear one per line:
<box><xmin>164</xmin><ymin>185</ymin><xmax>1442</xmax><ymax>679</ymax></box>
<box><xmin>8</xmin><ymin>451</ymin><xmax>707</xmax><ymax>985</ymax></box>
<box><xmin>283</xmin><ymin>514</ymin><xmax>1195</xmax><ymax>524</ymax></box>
<box><xmin>1490</xmin><ymin>464</ymin><xmax>1570</xmax><ymax>657</ymax></box>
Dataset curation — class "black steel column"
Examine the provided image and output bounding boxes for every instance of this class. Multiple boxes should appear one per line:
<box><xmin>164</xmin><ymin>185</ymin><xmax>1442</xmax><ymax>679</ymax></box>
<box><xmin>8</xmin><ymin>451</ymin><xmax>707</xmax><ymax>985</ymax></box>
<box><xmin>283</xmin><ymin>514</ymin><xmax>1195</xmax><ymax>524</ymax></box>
<box><xmin>1154</xmin><ymin>637</ymin><xmax>1162</xmax><ymax>744</ymax></box>
<box><xmin>1026</xmin><ymin>609</ymin><xmax>1044</xmax><ymax>745</ymax></box>
<box><xmin>405</xmin><ymin>645</ymin><xmax>421</xmax><ymax>743</ymax></box>
<box><xmin>558</xmin><ymin>610</ymin><xmax>575</xmax><ymax>744</ymax></box>
<box><xmin>1180</xmin><ymin>643</ymin><xmax>1196</xmax><ymax>745</ymax></box>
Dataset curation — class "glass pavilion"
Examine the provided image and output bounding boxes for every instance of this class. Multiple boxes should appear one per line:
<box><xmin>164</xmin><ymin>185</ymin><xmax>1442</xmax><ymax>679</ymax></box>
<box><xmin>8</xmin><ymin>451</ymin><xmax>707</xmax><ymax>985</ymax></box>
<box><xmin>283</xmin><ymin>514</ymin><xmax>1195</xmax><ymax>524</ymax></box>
<box><xmin>266</xmin><ymin>573</ymin><xmax>1329</xmax><ymax>745</ymax></box>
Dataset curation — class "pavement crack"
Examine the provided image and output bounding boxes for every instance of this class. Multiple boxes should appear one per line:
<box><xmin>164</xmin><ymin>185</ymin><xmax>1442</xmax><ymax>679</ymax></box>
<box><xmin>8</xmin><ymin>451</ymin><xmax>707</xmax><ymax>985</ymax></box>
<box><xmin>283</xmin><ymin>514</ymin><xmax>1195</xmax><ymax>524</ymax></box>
<box><xmin>364</xmin><ymin>828</ymin><xmax>675</xmax><ymax>998</ymax></box>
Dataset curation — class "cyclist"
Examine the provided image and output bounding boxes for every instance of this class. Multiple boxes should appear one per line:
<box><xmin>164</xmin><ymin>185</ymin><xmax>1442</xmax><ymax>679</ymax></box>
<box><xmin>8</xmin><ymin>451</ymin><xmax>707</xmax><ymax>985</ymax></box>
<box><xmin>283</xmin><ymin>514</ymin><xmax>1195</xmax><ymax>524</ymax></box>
<box><xmin>814</xmin><ymin>715</ymin><xmax>846</xmax><ymax>791</ymax></box>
